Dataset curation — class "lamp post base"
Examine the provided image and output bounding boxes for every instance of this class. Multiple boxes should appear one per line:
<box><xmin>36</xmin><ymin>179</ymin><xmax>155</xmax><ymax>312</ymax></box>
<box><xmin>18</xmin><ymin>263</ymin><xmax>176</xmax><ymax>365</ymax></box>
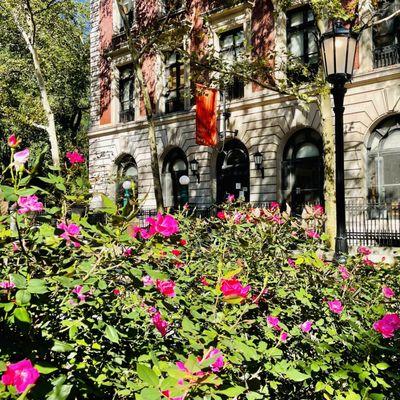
<box><xmin>334</xmin><ymin>235</ymin><xmax>348</xmax><ymax>264</ymax></box>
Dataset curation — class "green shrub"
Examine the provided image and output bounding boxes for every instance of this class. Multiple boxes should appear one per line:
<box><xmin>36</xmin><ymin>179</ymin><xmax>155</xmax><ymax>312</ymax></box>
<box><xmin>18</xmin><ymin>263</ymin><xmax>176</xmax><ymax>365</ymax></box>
<box><xmin>0</xmin><ymin>139</ymin><xmax>399</xmax><ymax>400</ymax></box>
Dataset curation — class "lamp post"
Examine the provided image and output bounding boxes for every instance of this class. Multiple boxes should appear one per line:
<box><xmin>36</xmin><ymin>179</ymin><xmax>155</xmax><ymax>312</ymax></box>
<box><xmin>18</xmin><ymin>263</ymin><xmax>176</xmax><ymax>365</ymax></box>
<box><xmin>254</xmin><ymin>151</ymin><xmax>264</xmax><ymax>179</ymax></box>
<box><xmin>190</xmin><ymin>159</ymin><xmax>200</xmax><ymax>183</ymax></box>
<box><xmin>320</xmin><ymin>21</ymin><xmax>358</xmax><ymax>261</ymax></box>
<box><xmin>122</xmin><ymin>180</ymin><xmax>132</xmax><ymax>207</ymax></box>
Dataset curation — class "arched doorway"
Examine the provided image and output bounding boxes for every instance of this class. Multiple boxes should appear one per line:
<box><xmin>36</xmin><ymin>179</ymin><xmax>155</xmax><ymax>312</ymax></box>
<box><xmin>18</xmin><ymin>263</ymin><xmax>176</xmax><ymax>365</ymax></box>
<box><xmin>367</xmin><ymin>115</ymin><xmax>400</xmax><ymax>203</ymax></box>
<box><xmin>216</xmin><ymin>140</ymin><xmax>250</xmax><ymax>203</ymax></box>
<box><xmin>162</xmin><ymin>148</ymin><xmax>189</xmax><ymax>208</ymax></box>
<box><xmin>115</xmin><ymin>154</ymin><xmax>138</xmax><ymax>206</ymax></box>
<box><xmin>282</xmin><ymin>129</ymin><xmax>324</xmax><ymax>213</ymax></box>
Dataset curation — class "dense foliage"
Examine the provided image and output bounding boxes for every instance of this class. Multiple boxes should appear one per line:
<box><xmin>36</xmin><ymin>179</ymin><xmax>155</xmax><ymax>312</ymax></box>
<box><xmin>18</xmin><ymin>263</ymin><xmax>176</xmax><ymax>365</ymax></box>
<box><xmin>0</xmin><ymin>138</ymin><xmax>399</xmax><ymax>400</ymax></box>
<box><xmin>0</xmin><ymin>0</ymin><xmax>89</xmax><ymax>166</ymax></box>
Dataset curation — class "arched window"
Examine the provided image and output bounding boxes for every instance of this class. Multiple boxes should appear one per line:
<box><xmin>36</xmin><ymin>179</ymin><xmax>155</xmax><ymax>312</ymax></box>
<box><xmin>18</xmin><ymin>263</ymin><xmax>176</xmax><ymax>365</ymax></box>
<box><xmin>162</xmin><ymin>148</ymin><xmax>189</xmax><ymax>208</ymax></box>
<box><xmin>368</xmin><ymin>115</ymin><xmax>400</xmax><ymax>203</ymax></box>
<box><xmin>116</xmin><ymin>155</ymin><xmax>138</xmax><ymax>206</ymax></box>
<box><xmin>216</xmin><ymin>139</ymin><xmax>250</xmax><ymax>203</ymax></box>
<box><xmin>282</xmin><ymin>129</ymin><xmax>324</xmax><ymax>212</ymax></box>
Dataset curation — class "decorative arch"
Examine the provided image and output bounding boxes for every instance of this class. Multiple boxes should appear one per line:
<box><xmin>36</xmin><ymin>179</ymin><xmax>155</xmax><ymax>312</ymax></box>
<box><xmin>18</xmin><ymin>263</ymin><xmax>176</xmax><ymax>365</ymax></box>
<box><xmin>162</xmin><ymin>147</ymin><xmax>189</xmax><ymax>208</ymax></box>
<box><xmin>367</xmin><ymin>114</ymin><xmax>400</xmax><ymax>203</ymax></box>
<box><xmin>281</xmin><ymin>128</ymin><xmax>324</xmax><ymax>212</ymax></box>
<box><xmin>216</xmin><ymin>139</ymin><xmax>250</xmax><ymax>203</ymax></box>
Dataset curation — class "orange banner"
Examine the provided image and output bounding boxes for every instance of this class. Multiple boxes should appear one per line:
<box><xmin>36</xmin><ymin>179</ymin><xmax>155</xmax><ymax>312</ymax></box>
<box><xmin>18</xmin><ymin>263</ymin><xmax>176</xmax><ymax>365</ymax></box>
<box><xmin>195</xmin><ymin>84</ymin><xmax>218</xmax><ymax>147</ymax></box>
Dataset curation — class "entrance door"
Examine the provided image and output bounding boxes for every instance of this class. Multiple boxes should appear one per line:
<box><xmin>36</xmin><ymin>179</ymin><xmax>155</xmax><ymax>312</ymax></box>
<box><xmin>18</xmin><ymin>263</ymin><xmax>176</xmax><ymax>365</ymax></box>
<box><xmin>217</xmin><ymin>140</ymin><xmax>250</xmax><ymax>203</ymax></box>
<box><xmin>163</xmin><ymin>148</ymin><xmax>189</xmax><ymax>209</ymax></box>
<box><xmin>282</xmin><ymin>130</ymin><xmax>324</xmax><ymax>213</ymax></box>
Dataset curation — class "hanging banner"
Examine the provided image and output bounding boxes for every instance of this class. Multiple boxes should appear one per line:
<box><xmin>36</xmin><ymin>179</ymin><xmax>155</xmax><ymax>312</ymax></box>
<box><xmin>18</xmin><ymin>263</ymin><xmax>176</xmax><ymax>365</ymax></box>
<box><xmin>195</xmin><ymin>83</ymin><xmax>218</xmax><ymax>147</ymax></box>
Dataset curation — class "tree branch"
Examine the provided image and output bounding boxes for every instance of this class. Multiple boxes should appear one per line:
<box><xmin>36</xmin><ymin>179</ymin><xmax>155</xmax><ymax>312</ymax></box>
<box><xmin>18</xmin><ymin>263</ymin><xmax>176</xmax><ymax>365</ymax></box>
<box><xmin>372</xmin><ymin>8</ymin><xmax>400</xmax><ymax>26</ymax></box>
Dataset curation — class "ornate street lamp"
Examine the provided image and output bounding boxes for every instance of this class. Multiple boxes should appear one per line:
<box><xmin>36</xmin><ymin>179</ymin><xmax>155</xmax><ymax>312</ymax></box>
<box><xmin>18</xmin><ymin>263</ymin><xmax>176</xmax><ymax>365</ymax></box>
<box><xmin>190</xmin><ymin>159</ymin><xmax>200</xmax><ymax>183</ymax></box>
<box><xmin>254</xmin><ymin>151</ymin><xmax>264</xmax><ymax>179</ymax></box>
<box><xmin>122</xmin><ymin>180</ymin><xmax>132</xmax><ymax>207</ymax></box>
<box><xmin>320</xmin><ymin>21</ymin><xmax>358</xmax><ymax>261</ymax></box>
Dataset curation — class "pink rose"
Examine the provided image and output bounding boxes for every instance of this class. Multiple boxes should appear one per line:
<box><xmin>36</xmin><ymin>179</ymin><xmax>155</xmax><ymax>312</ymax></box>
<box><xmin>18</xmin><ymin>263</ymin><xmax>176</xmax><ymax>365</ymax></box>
<box><xmin>142</xmin><ymin>275</ymin><xmax>154</xmax><ymax>286</ymax></box>
<box><xmin>113</xmin><ymin>289</ymin><xmax>121</xmax><ymax>296</ymax></box>
<box><xmin>171</xmin><ymin>249</ymin><xmax>181</xmax><ymax>257</ymax></box>
<box><xmin>66</xmin><ymin>151</ymin><xmax>85</xmax><ymax>164</ymax></box>
<box><xmin>162</xmin><ymin>390</ymin><xmax>184</xmax><ymax>400</ymax></box>
<box><xmin>227</xmin><ymin>194</ymin><xmax>235</xmax><ymax>203</ymax></box>
<box><xmin>203</xmin><ymin>348</ymin><xmax>224</xmax><ymax>372</ymax></box>
<box><xmin>1</xmin><ymin>359</ymin><xmax>40</xmax><ymax>393</ymax></box>
<box><xmin>72</xmin><ymin>285</ymin><xmax>87</xmax><ymax>302</ymax></box>
<box><xmin>12</xmin><ymin>242</ymin><xmax>20</xmax><ymax>252</ymax></box>
<box><xmin>306</xmin><ymin>230</ymin><xmax>320</xmax><ymax>239</ymax></box>
<box><xmin>220</xmin><ymin>278</ymin><xmax>251</xmax><ymax>299</ymax></box>
<box><xmin>156</xmin><ymin>279</ymin><xmax>176</xmax><ymax>297</ymax></box>
<box><xmin>152</xmin><ymin>312</ymin><xmax>169</xmax><ymax>336</ymax></box>
<box><xmin>313</xmin><ymin>204</ymin><xmax>324</xmax><ymax>216</ymax></box>
<box><xmin>382</xmin><ymin>286</ymin><xmax>395</xmax><ymax>298</ymax></box>
<box><xmin>14</xmin><ymin>148</ymin><xmax>30</xmax><ymax>166</ymax></box>
<box><xmin>233</xmin><ymin>212</ymin><xmax>244</xmax><ymax>224</ymax></box>
<box><xmin>328</xmin><ymin>299</ymin><xmax>343</xmax><ymax>314</ymax></box>
<box><xmin>300</xmin><ymin>320</ymin><xmax>313</xmax><ymax>333</ymax></box>
<box><xmin>0</xmin><ymin>281</ymin><xmax>16</xmax><ymax>289</ymax></box>
<box><xmin>373</xmin><ymin>313</ymin><xmax>400</xmax><ymax>338</ymax></box>
<box><xmin>363</xmin><ymin>256</ymin><xmax>375</xmax><ymax>267</ymax></box>
<box><xmin>358</xmin><ymin>246</ymin><xmax>371</xmax><ymax>255</ymax></box>
<box><xmin>267</xmin><ymin>316</ymin><xmax>281</xmax><ymax>330</ymax></box>
<box><xmin>270</xmin><ymin>214</ymin><xmax>284</xmax><ymax>225</ymax></box>
<box><xmin>280</xmin><ymin>332</ymin><xmax>288</xmax><ymax>342</ymax></box>
<box><xmin>269</xmin><ymin>202</ymin><xmax>280</xmax><ymax>210</ymax></box>
<box><xmin>200</xmin><ymin>276</ymin><xmax>210</xmax><ymax>286</ymax></box>
<box><xmin>338</xmin><ymin>266</ymin><xmax>350</xmax><ymax>280</ymax></box>
<box><xmin>287</xmin><ymin>258</ymin><xmax>296</xmax><ymax>268</ymax></box>
<box><xmin>17</xmin><ymin>195</ymin><xmax>44</xmax><ymax>214</ymax></box>
<box><xmin>180</xmin><ymin>239</ymin><xmax>187</xmax><ymax>246</ymax></box>
<box><xmin>7</xmin><ymin>134</ymin><xmax>21</xmax><ymax>148</ymax></box>
<box><xmin>154</xmin><ymin>214</ymin><xmax>179</xmax><ymax>237</ymax></box>
<box><xmin>57</xmin><ymin>222</ymin><xmax>81</xmax><ymax>247</ymax></box>
<box><xmin>123</xmin><ymin>248</ymin><xmax>133</xmax><ymax>257</ymax></box>
<box><xmin>216</xmin><ymin>210</ymin><xmax>226</xmax><ymax>220</ymax></box>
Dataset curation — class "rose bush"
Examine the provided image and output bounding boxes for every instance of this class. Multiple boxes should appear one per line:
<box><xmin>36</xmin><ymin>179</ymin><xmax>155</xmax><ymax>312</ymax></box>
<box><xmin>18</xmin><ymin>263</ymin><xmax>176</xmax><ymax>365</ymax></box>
<box><xmin>0</xmin><ymin>136</ymin><xmax>399</xmax><ymax>399</ymax></box>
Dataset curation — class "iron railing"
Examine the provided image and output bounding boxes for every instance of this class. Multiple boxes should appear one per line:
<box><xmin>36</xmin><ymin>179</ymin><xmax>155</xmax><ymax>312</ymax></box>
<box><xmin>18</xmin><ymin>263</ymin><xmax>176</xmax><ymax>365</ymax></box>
<box><xmin>346</xmin><ymin>201</ymin><xmax>400</xmax><ymax>247</ymax></box>
<box><xmin>374</xmin><ymin>44</ymin><xmax>400</xmax><ymax>68</ymax></box>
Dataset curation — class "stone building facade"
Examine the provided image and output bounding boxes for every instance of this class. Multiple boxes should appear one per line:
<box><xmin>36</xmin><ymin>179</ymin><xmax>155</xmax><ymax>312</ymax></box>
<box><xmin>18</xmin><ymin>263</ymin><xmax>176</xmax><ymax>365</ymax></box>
<box><xmin>89</xmin><ymin>0</ymin><xmax>400</xmax><ymax>213</ymax></box>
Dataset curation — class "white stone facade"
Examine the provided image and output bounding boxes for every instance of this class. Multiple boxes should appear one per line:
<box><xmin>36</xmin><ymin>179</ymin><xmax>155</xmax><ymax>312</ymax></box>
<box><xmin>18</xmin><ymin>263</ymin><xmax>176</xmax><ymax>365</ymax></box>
<box><xmin>89</xmin><ymin>0</ymin><xmax>400</xmax><ymax>209</ymax></box>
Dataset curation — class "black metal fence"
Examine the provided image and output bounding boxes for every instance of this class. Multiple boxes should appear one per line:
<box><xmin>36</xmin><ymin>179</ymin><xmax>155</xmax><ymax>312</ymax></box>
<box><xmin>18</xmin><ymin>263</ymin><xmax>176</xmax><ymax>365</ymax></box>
<box><xmin>135</xmin><ymin>202</ymin><xmax>400</xmax><ymax>247</ymax></box>
<box><xmin>346</xmin><ymin>202</ymin><xmax>400</xmax><ymax>247</ymax></box>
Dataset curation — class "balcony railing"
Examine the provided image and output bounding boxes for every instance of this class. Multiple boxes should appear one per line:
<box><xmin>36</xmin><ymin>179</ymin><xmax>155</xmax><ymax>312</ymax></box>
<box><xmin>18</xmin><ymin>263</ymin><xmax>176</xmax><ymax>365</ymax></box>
<box><xmin>374</xmin><ymin>44</ymin><xmax>400</xmax><ymax>68</ymax></box>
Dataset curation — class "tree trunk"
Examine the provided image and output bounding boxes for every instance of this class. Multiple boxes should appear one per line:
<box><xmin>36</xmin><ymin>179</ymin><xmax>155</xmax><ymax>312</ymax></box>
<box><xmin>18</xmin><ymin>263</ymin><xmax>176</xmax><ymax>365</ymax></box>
<box><xmin>135</xmin><ymin>64</ymin><xmax>165</xmax><ymax>212</ymax></box>
<box><xmin>9</xmin><ymin>5</ymin><xmax>60</xmax><ymax>167</ymax></box>
<box><xmin>30</xmin><ymin>46</ymin><xmax>60</xmax><ymax>167</ymax></box>
<box><xmin>116</xmin><ymin>1</ymin><xmax>164</xmax><ymax>211</ymax></box>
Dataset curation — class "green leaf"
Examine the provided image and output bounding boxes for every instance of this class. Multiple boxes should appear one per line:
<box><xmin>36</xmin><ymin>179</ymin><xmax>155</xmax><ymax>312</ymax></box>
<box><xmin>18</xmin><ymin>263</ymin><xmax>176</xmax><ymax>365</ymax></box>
<box><xmin>99</xmin><ymin>194</ymin><xmax>117</xmax><ymax>215</ymax></box>
<box><xmin>285</xmin><ymin>368</ymin><xmax>311</xmax><ymax>382</ymax></box>
<box><xmin>217</xmin><ymin>386</ymin><xmax>246</xmax><ymax>397</ymax></box>
<box><xmin>315</xmin><ymin>381</ymin><xmax>325</xmax><ymax>392</ymax></box>
<box><xmin>46</xmin><ymin>376</ymin><xmax>72</xmax><ymax>400</ymax></box>
<box><xmin>51</xmin><ymin>341</ymin><xmax>74</xmax><ymax>353</ymax></box>
<box><xmin>15</xmin><ymin>290</ymin><xmax>31</xmax><ymax>306</ymax></box>
<box><xmin>137</xmin><ymin>364</ymin><xmax>159</xmax><ymax>387</ymax></box>
<box><xmin>13</xmin><ymin>307</ymin><xmax>31</xmax><ymax>323</ymax></box>
<box><xmin>104</xmin><ymin>325</ymin><xmax>120</xmax><ymax>344</ymax></box>
<box><xmin>27</xmin><ymin>279</ymin><xmax>48</xmax><ymax>294</ymax></box>
<box><xmin>140</xmin><ymin>387</ymin><xmax>161</xmax><ymax>400</ymax></box>
<box><xmin>376</xmin><ymin>362</ymin><xmax>390</xmax><ymax>370</ymax></box>
<box><xmin>35</xmin><ymin>364</ymin><xmax>58</xmax><ymax>374</ymax></box>
<box><xmin>10</xmin><ymin>274</ymin><xmax>26</xmax><ymax>288</ymax></box>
